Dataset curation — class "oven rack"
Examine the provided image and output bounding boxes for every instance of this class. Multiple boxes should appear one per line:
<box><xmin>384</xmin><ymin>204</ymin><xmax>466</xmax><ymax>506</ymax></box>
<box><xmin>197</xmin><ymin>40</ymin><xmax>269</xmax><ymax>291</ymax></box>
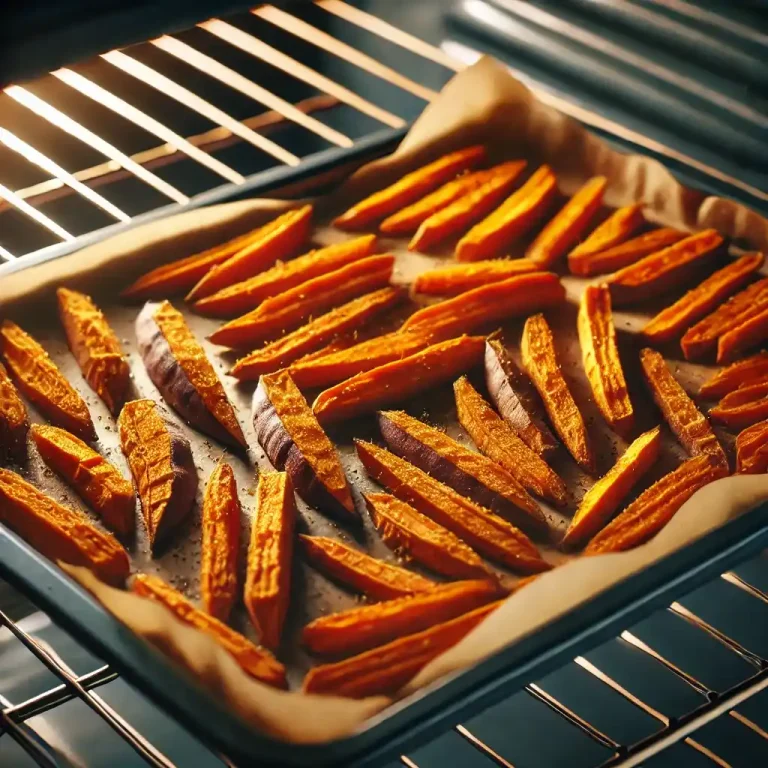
<box><xmin>1</xmin><ymin>548</ymin><xmax>767</xmax><ymax>767</ymax></box>
<box><xmin>0</xmin><ymin>2</ymin><xmax>767</xmax><ymax>766</ymax></box>
<box><xmin>0</xmin><ymin>1</ymin><xmax>765</xmax><ymax>264</ymax></box>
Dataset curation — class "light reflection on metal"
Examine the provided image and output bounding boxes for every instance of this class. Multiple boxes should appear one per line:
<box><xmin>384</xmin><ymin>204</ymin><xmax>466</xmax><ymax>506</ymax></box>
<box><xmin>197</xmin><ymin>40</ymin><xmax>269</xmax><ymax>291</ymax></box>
<box><xmin>620</xmin><ymin>630</ymin><xmax>711</xmax><ymax>695</ymax></box>
<box><xmin>151</xmin><ymin>35</ymin><xmax>353</xmax><ymax>148</ymax></box>
<box><xmin>527</xmin><ymin>682</ymin><xmax>619</xmax><ymax>748</ymax></box>
<box><xmin>574</xmin><ymin>655</ymin><xmax>670</xmax><ymax>725</ymax></box>
<box><xmin>200</xmin><ymin>19</ymin><xmax>405</xmax><ymax>129</ymax></box>
<box><xmin>53</xmin><ymin>68</ymin><xmax>245</xmax><ymax>185</ymax></box>
<box><xmin>669</xmin><ymin>601</ymin><xmax>765</xmax><ymax>664</ymax></box>
<box><xmin>4</xmin><ymin>86</ymin><xmax>187</xmax><ymax>206</ymax></box>
<box><xmin>254</xmin><ymin>5</ymin><xmax>438</xmax><ymax>102</ymax></box>
<box><xmin>455</xmin><ymin>724</ymin><xmax>518</xmax><ymax>767</ymax></box>
<box><xmin>730</xmin><ymin>709</ymin><xmax>768</xmax><ymax>741</ymax></box>
<box><xmin>0</xmin><ymin>95</ymin><xmax>335</xmax><ymax>213</ymax></box>
<box><xmin>721</xmin><ymin>571</ymin><xmax>768</xmax><ymax>604</ymax></box>
<box><xmin>440</xmin><ymin>38</ymin><xmax>768</xmax><ymax>205</ymax></box>
<box><xmin>317</xmin><ymin>0</ymin><xmax>463</xmax><ymax>72</ymax></box>
<box><xmin>0</xmin><ymin>131</ymin><xmax>124</xmax><ymax>226</ymax></box>
<box><xmin>101</xmin><ymin>49</ymin><xmax>301</xmax><ymax>166</ymax></box>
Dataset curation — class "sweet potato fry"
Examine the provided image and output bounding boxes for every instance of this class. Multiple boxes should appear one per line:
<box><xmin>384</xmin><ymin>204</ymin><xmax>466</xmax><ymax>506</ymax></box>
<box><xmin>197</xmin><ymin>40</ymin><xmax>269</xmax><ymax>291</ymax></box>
<box><xmin>0</xmin><ymin>362</ymin><xmax>28</xmax><ymax>464</ymax></box>
<box><xmin>186</xmin><ymin>205</ymin><xmax>312</xmax><ymax>301</ymax></box>
<box><xmin>568</xmin><ymin>227</ymin><xmax>683</xmax><ymax>277</ymax></box>
<box><xmin>118</xmin><ymin>399</ymin><xmax>198</xmax><ymax>551</ymax></box>
<box><xmin>229</xmin><ymin>287</ymin><xmax>404</xmax><ymax>380</ymax></box>
<box><xmin>137</xmin><ymin>301</ymin><xmax>246</xmax><ymax>448</ymax></box>
<box><xmin>454</xmin><ymin>376</ymin><xmax>567</xmax><ymax>506</ymax></box>
<box><xmin>0</xmin><ymin>468</ymin><xmax>129</xmax><ymax>585</ymax></box>
<box><xmin>640</xmin><ymin>348</ymin><xmax>727</xmax><ymax>467</ymax></box>
<box><xmin>200</xmin><ymin>460</ymin><xmax>241</xmax><ymax>622</ymax></box>
<box><xmin>562</xmin><ymin>427</ymin><xmax>662</xmax><ymax>549</ymax></box>
<box><xmin>400</xmin><ymin>272</ymin><xmax>566</xmax><ymax>337</ymax></box>
<box><xmin>717</xmin><ymin>306</ymin><xmax>768</xmax><ymax>364</ymax></box>
<box><xmin>642</xmin><ymin>253</ymin><xmax>765</xmax><ymax>345</ymax></box>
<box><xmin>483</xmin><ymin>338</ymin><xmax>557</xmax><ymax>458</ymax></box>
<box><xmin>710</xmin><ymin>382</ymin><xmax>768</xmax><ymax>430</ymax></box>
<box><xmin>605</xmin><ymin>229</ymin><xmax>723</xmax><ymax>305</ymax></box>
<box><xmin>409</xmin><ymin>161</ymin><xmax>527</xmax><ymax>252</ymax></box>
<box><xmin>132</xmin><ymin>573</ymin><xmax>287</xmax><ymax>688</ymax></box>
<box><xmin>252</xmin><ymin>370</ymin><xmax>355</xmax><ymax>520</ymax></box>
<box><xmin>291</xmin><ymin>332</ymin><xmax>361</xmax><ymax>366</ymax></box>
<box><xmin>413</xmin><ymin>259</ymin><xmax>539</xmax><ymax>296</ymax></box>
<box><xmin>735</xmin><ymin>420</ymin><xmax>768</xmax><ymax>475</ymax></box>
<box><xmin>521</xmin><ymin>314</ymin><xmax>596</xmax><ymax>474</ymax></box>
<box><xmin>585</xmin><ymin>455</ymin><xmax>728</xmax><ymax>554</ymax></box>
<box><xmin>302</xmin><ymin>578</ymin><xmax>499</xmax><ymax>656</ymax></box>
<box><xmin>302</xmin><ymin>599</ymin><xmax>503</xmax><ymax>697</ymax></box>
<box><xmin>122</xmin><ymin>223</ymin><xmax>277</xmax><ymax>300</ymax></box>
<box><xmin>378</xmin><ymin>409</ymin><xmax>546</xmax><ymax>536</ymax></box>
<box><xmin>356</xmin><ymin>441</ymin><xmax>550</xmax><ymax>573</ymax></box>
<box><xmin>31</xmin><ymin>425</ymin><xmax>135</xmax><ymax>537</ymax></box>
<box><xmin>333</xmin><ymin>145</ymin><xmax>486</xmax><ymax>231</ymax></box>
<box><xmin>455</xmin><ymin>165</ymin><xmax>558</xmax><ymax>262</ymax></box>
<box><xmin>578</xmin><ymin>284</ymin><xmax>634</xmax><ymax>436</ymax></box>
<box><xmin>301</xmin><ymin>535</ymin><xmax>435</xmax><ymax>600</ymax></box>
<box><xmin>244</xmin><ymin>472</ymin><xmax>296</xmax><ymax>650</ymax></box>
<box><xmin>681</xmin><ymin>277</ymin><xmax>768</xmax><ymax>361</ymax></box>
<box><xmin>0</xmin><ymin>321</ymin><xmax>95</xmax><ymax>442</ymax></box>
<box><xmin>313</xmin><ymin>336</ymin><xmax>485</xmax><ymax>426</ymax></box>
<box><xmin>379</xmin><ymin>170</ymin><xmax>492</xmax><ymax>236</ymax></box>
<box><xmin>525</xmin><ymin>176</ymin><xmax>606</xmax><ymax>268</ymax></box>
<box><xmin>209</xmin><ymin>254</ymin><xmax>394</xmax><ymax>348</ymax></box>
<box><xmin>365</xmin><ymin>492</ymin><xmax>491</xmax><ymax>580</ymax></box>
<box><xmin>567</xmin><ymin>203</ymin><xmax>645</xmax><ymax>264</ymax></box>
<box><xmin>700</xmin><ymin>352</ymin><xmax>768</xmax><ymax>399</ymax></box>
<box><xmin>193</xmin><ymin>235</ymin><xmax>377</xmax><ymax>317</ymax></box>
<box><xmin>57</xmin><ymin>287</ymin><xmax>130</xmax><ymax>415</ymax></box>
<box><xmin>288</xmin><ymin>329</ymin><xmax>434</xmax><ymax>390</ymax></box>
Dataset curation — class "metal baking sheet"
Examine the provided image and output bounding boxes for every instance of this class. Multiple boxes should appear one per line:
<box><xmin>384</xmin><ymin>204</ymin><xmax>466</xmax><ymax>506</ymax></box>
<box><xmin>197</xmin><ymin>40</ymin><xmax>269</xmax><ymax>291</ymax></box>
<box><xmin>0</xmin><ymin>202</ymin><xmax>743</xmax><ymax>692</ymax></box>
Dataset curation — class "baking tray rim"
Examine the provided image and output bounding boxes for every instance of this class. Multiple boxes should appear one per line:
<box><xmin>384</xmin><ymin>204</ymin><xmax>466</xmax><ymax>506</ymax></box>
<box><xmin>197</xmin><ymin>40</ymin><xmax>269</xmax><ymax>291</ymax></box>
<box><xmin>1</xmin><ymin>124</ymin><xmax>767</xmax><ymax>767</ymax></box>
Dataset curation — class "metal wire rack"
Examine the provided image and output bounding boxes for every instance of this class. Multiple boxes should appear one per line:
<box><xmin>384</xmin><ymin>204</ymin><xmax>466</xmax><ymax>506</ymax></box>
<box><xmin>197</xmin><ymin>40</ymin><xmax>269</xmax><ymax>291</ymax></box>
<box><xmin>1</xmin><ymin>559</ymin><xmax>767</xmax><ymax>767</ymax></box>
<box><xmin>1</xmin><ymin>0</ymin><xmax>765</xmax><ymax>262</ymax></box>
<box><xmin>1</xmin><ymin>2</ymin><xmax>767</xmax><ymax>766</ymax></box>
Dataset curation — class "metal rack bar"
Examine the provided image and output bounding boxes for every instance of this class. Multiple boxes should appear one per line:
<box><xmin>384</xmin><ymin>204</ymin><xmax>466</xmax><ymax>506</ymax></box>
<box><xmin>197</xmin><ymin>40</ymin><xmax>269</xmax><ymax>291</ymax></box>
<box><xmin>0</xmin><ymin>127</ymin><xmax>131</xmax><ymax>223</ymax></box>
<box><xmin>669</xmin><ymin>602</ymin><xmax>766</xmax><ymax>667</ymax></box>
<box><xmin>252</xmin><ymin>5</ymin><xmax>438</xmax><ymax>101</ymax></box>
<box><xmin>150</xmin><ymin>35</ymin><xmax>353</xmax><ymax>148</ymax></box>
<box><xmin>101</xmin><ymin>49</ymin><xmax>301</xmax><ymax>166</ymax></box>
<box><xmin>525</xmin><ymin>682</ymin><xmax>621</xmax><ymax>748</ymax></box>
<box><xmin>199</xmin><ymin>18</ymin><xmax>405</xmax><ymax>129</ymax></box>
<box><xmin>52</xmin><ymin>68</ymin><xmax>246</xmax><ymax>185</ymax></box>
<box><xmin>721</xmin><ymin>571</ymin><xmax>768</xmax><ymax>604</ymax></box>
<box><xmin>4</xmin><ymin>86</ymin><xmax>188</xmax><ymax>206</ymax></box>
<box><xmin>1</xmin><ymin>95</ymin><xmax>334</xmax><ymax>214</ymax></box>
<box><xmin>0</xmin><ymin>180</ymin><xmax>75</xmax><ymax>242</ymax></box>
<box><xmin>0</xmin><ymin>609</ymin><xmax>174</xmax><ymax>768</ymax></box>
<box><xmin>316</xmin><ymin>0</ymin><xmax>463</xmax><ymax>73</ymax></box>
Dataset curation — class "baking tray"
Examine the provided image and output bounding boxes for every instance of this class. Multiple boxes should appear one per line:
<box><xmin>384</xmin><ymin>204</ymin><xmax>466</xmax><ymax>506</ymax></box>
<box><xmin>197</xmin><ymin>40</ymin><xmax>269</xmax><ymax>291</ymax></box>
<box><xmin>1</xmin><ymin>121</ymin><xmax>768</xmax><ymax>768</ymax></box>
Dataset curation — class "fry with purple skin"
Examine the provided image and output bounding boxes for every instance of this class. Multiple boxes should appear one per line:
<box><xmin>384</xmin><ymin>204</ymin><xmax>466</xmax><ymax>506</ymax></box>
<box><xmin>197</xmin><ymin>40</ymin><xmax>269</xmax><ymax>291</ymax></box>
<box><xmin>252</xmin><ymin>370</ymin><xmax>356</xmax><ymax>521</ymax></box>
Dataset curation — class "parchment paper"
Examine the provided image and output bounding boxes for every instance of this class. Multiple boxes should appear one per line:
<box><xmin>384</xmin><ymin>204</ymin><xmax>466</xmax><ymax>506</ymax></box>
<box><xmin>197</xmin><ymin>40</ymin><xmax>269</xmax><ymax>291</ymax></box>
<box><xmin>2</xmin><ymin>57</ymin><xmax>768</xmax><ymax>744</ymax></box>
